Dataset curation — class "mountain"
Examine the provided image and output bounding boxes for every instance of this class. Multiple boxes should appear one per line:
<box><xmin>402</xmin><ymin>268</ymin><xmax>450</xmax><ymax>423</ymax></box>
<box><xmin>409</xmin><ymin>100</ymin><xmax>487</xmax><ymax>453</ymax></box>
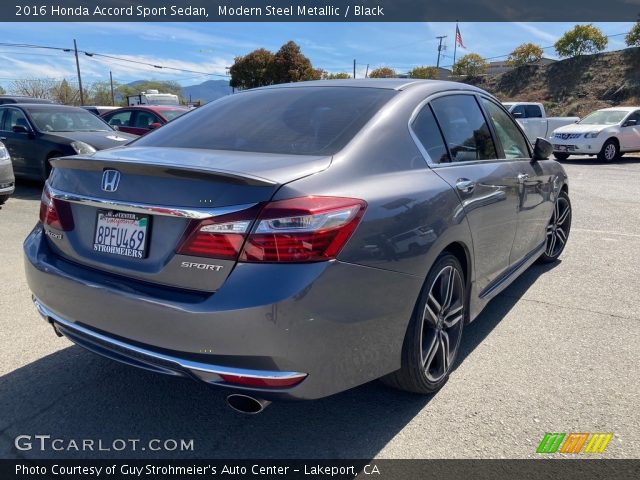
<box><xmin>182</xmin><ymin>80</ymin><xmax>233</xmax><ymax>103</ymax></box>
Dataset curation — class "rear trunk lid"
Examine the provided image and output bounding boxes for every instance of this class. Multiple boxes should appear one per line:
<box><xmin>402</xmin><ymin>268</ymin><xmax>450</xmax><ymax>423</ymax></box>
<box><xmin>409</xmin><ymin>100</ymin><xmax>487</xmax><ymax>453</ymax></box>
<box><xmin>45</xmin><ymin>147</ymin><xmax>331</xmax><ymax>292</ymax></box>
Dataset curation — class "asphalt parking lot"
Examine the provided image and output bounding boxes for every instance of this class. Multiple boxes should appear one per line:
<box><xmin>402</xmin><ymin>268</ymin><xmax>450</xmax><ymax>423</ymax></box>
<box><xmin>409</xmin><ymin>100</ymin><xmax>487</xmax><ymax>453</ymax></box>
<box><xmin>0</xmin><ymin>156</ymin><xmax>638</xmax><ymax>460</ymax></box>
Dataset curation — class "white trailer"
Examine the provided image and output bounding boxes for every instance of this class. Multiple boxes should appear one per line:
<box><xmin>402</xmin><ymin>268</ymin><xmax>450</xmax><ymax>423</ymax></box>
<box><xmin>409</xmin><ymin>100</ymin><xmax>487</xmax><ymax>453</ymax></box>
<box><xmin>127</xmin><ymin>90</ymin><xmax>180</xmax><ymax>106</ymax></box>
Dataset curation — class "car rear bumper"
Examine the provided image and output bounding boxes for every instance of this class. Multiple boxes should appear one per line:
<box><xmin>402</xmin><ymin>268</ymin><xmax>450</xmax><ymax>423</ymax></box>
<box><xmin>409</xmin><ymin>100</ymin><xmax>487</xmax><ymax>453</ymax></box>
<box><xmin>0</xmin><ymin>160</ymin><xmax>15</xmax><ymax>195</ymax></box>
<box><xmin>24</xmin><ymin>224</ymin><xmax>422</xmax><ymax>400</ymax></box>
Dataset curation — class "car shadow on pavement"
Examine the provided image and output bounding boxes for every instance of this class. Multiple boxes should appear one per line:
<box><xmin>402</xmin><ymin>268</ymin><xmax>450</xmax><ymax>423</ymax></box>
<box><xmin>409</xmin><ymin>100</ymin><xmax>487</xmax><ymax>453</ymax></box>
<box><xmin>557</xmin><ymin>156</ymin><xmax>640</xmax><ymax>166</ymax></box>
<box><xmin>11</xmin><ymin>180</ymin><xmax>43</xmax><ymax>201</ymax></box>
<box><xmin>0</xmin><ymin>262</ymin><xmax>558</xmax><ymax>460</ymax></box>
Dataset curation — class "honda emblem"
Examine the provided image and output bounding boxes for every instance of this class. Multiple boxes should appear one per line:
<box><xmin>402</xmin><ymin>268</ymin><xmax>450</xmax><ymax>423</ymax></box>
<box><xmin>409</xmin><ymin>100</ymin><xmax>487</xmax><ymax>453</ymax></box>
<box><xmin>101</xmin><ymin>169</ymin><xmax>121</xmax><ymax>192</ymax></box>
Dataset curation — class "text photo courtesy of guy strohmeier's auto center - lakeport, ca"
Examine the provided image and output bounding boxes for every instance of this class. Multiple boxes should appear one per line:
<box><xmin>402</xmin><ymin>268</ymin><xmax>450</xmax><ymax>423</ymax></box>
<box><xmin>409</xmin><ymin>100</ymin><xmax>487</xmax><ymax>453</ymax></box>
<box><xmin>0</xmin><ymin>1</ymin><xmax>638</xmax><ymax>479</ymax></box>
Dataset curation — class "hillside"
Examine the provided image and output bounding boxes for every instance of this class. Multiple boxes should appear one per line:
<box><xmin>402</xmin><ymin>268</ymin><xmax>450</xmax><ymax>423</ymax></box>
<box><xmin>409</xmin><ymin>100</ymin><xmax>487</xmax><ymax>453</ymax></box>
<box><xmin>466</xmin><ymin>48</ymin><xmax>640</xmax><ymax>117</ymax></box>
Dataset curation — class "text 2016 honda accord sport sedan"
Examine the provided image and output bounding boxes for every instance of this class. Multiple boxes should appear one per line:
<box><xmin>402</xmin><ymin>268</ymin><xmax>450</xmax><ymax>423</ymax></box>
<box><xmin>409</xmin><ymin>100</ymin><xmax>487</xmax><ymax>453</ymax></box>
<box><xmin>24</xmin><ymin>80</ymin><xmax>571</xmax><ymax>413</ymax></box>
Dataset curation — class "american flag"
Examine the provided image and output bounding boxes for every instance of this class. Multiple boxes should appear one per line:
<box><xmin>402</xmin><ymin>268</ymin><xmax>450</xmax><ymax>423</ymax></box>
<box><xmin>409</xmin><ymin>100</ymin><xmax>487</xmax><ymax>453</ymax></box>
<box><xmin>455</xmin><ymin>25</ymin><xmax>466</xmax><ymax>49</ymax></box>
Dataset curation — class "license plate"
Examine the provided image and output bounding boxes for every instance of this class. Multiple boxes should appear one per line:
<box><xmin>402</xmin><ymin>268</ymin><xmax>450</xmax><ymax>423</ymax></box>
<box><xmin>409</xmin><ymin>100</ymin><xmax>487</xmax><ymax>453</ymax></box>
<box><xmin>93</xmin><ymin>210</ymin><xmax>149</xmax><ymax>259</ymax></box>
<box><xmin>555</xmin><ymin>145</ymin><xmax>568</xmax><ymax>152</ymax></box>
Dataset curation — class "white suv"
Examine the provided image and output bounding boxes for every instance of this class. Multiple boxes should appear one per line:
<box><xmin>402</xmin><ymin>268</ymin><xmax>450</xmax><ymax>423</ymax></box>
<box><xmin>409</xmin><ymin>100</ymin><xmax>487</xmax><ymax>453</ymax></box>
<box><xmin>551</xmin><ymin>107</ymin><xmax>640</xmax><ymax>162</ymax></box>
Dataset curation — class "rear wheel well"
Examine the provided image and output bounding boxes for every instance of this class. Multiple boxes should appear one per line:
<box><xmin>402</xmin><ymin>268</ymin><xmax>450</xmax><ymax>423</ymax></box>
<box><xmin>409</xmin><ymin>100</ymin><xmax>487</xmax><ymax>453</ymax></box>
<box><xmin>441</xmin><ymin>242</ymin><xmax>470</xmax><ymax>286</ymax></box>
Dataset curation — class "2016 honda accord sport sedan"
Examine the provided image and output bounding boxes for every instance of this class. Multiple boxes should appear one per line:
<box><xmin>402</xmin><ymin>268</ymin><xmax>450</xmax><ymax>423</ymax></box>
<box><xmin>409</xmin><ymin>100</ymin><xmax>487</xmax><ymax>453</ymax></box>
<box><xmin>24</xmin><ymin>80</ymin><xmax>571</xmax><ymax>409</ymax></box>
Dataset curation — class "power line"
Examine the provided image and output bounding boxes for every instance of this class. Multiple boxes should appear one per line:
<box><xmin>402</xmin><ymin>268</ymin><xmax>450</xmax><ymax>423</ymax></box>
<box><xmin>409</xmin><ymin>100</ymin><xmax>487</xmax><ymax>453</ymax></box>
<box><xmin>0</xmin><ymin>41</ymin><xmax>228</xmax><ymax>77</ymax></box>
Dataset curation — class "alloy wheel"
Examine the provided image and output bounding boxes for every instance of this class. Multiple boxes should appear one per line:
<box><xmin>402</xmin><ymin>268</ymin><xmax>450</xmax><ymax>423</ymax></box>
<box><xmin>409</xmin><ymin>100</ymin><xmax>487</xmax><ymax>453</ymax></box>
<box><xmin>545</xmin><ymin>196</ymin><xmax>571</xmax><ymax>257</ymax></box>
<box><xmin>604</xmin><ymin>143</ymin><xmax>617</xmax><ymax>161</ymax></box>
<box><xmin>420</xmin><ymin>265</ymin><xmax>465</xmax><ymax>383</ymax></box>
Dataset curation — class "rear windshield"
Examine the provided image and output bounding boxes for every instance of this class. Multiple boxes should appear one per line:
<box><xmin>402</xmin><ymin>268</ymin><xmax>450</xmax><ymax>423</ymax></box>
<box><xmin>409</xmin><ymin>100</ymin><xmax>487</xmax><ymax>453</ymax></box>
<box><xmin>133</xmin><ymin>87</ymin><xmax>396</xmax><ymax>155</ymax></box>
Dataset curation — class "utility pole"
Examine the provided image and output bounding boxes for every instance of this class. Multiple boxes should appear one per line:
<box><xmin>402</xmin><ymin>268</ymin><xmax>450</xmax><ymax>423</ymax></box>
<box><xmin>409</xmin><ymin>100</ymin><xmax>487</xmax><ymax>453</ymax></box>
<box><xmin>436</xmin><ymin>35</ymin><xmax>447</xmax><ymax>69</ymax></box>
<box><xmin>109</xmin><ymin>70</ymin><xmax>115</xmax><ymax>106</ymax></box>
<box><xmin>73</xmin><ymin>39</ymin><xmax>84</xmax><ymax>106</ymax></box>
<box><xmin>353</xmin><ymin>59</ymin><xmax>356</xmax><ymax>79</ymax></box>
<box><xmin>365</xmin><ymin>64</ymin><xmax>369</xmax><ymax>78</ymax></box>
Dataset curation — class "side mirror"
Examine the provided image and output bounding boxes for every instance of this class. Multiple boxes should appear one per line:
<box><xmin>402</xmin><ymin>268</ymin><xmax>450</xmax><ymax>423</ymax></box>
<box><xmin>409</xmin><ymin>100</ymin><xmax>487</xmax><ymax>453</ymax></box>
<box><xmin>12</xmin><ymin>125</ymin><xmax>30</xmax><ymax>134</ymax></box>
<box><xmin>148</xmin><ymin>122</ymin><xmax>162</xmax><ymax>130</ymax></box>
<box><xmin>623</xmin><ymin>119</ymin><xmax>637</xmax><ymax>127</ymax></box>
<box><xmin>532</xmin><ymin>137</ymin><xmax>553</xmax><ymax>160</ymax></box>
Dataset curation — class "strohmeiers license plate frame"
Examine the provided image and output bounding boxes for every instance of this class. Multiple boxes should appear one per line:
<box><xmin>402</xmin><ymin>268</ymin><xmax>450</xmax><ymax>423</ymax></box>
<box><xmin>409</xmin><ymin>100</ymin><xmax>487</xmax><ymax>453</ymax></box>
<box><xmin>93</xmin><ymin>209</ymin><xmax>150</xmax><ymax>259</ymax></box>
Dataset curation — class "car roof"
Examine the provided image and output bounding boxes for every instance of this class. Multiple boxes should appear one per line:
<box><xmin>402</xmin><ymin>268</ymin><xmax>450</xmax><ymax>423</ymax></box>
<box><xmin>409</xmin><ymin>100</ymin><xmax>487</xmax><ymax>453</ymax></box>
<box><xmin>0</xmin><ymin>95</ymin><xmax>54</xmax><ymax>102</ymax></box>
<box><xmin>252</xmin><ymin>78</ymin><xmax>484</xmax><ymax>94</ymax></box>
<box><xmin>596</xmin><ymin>106</ymin><xmax>639</xmax><ymax>112</ymax></box>
<box><xmin>9</xmin><ymin>103</ymin><xmax>88</xmax><ymax>111</ymax></box>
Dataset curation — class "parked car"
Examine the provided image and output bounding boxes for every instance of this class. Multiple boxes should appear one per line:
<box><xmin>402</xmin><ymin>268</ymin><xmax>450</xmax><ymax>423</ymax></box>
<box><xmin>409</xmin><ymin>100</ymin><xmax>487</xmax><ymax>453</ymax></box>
<box><xmin>82</xmin><ymin>106</ymin><xmax>120</xmax><ymax>116</ymax></box>
<box><xmin>25</xmin><ymin>80</ymin><xmax>570</xmax><ymax>414</ymax></box>
<box><xmin>551</xmin><ymin>107</ymin><xmax>640</xmax><ymax>162</ymax></box>
<box><xmin>0</xmin><ymin>96</ymin><xmax>55</xmax><ymax>105</ymax></box>
<box><xmin>0</xmin><ymin>141</ymin><xmax>15</xmax><ymax>205</ymax></box>
<box><xmin>101</xmin><ymin>105</ymin><xmax>190</xmax><ymax>136</ymax></box>
<box><xmin>503</xmin><ymin>102</ymin><xmax>579</xmax><ymax>144</ymax></box>
<box><xmin>0</xmin><ymin>104</ymin><xmax>136</xmax><ymax>180</ymax></box>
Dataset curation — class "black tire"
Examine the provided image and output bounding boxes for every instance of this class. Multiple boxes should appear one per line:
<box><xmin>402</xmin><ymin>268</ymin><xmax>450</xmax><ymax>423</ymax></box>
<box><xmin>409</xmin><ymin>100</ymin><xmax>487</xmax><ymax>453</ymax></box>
<box><xmin>0</xmin><ymin>195</ymin><xmax>8</xmax><ymax>205</ymax></box>
<box><xmin>597</xmin><ymin>139</ymin><xmax>620</xmax><ymax>163</ymax></box>
<box><xmin>553</xmin><ymin>153</ymin><xmax>570</xmax><ymax>161</ymax></box>
<box><xmin>537</xmin><ymin>190</ymin><xmax>571</xmax><ymax>264</ymax></box>
<box><xmin>382</xmin><ymin>253</ymin><xmax>466</xmax><ymax>394</ymax></box>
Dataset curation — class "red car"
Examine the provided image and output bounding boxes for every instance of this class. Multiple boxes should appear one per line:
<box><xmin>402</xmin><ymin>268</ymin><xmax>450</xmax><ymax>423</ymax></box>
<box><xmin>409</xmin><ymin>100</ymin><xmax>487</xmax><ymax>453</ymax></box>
<box><xmin>101</xmin><ymin>105</ymin><xmax>190</xmax><ymax>136</ymax></box>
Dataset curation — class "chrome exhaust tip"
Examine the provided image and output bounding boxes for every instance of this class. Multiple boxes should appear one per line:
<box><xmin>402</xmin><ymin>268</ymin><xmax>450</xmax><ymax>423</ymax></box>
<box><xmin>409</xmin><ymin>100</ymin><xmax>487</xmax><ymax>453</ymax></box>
<box><xmin>226</xmin><ymin>394</ymin><xmax>271</xmax><ymax>415</ymax></box>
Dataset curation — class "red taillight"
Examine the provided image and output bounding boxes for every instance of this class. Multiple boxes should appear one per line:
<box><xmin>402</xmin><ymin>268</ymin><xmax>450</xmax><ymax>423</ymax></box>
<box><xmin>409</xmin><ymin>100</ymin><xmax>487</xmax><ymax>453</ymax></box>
<box><xmin>219</xmin><ymin>373</ymin><xmax>307</xmax><ymax>388</ymax></box>
<box><xmin>240</xmin><ymin>197</ymin><xmax>367</xmax><ymax>263</ymax></box>
<box><xmin>176</xmin><ymin>207</ymin><xmax>259</xmax><ymax>260</ymax></box>
<box><xmin>39</xmin><ymin>185</ymin><xmax>74</xmax><ymax>231</ymax></box>
<box><xmin>176</xmin><ymin>197</ymin><xmax>366</xmax><ymax>263</ymax></box>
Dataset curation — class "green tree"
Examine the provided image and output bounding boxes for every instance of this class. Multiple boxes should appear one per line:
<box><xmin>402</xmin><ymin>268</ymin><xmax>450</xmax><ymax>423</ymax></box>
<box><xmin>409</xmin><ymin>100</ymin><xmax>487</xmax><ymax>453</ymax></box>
<box><xmin>452</xmin><ymin>53</ymin><xmax>488</xmax><ymax>76</ymax></box>
<box><xmin>507</xmin><ymin>43</ymin><xmax>544</xmax><ymax>67</ymax></box>
<box><xmin>89</xmin><ymin>80</ymin><xmax>116</xmax><ymax>106</ymax></box>
<box><xmin>554</xmin><ymin>24</ymin><xmax>608</xmax><ymax>58</ymax></box>
<box><xmin>0</xmin><ymin>85</ymin><xmax>5</xmax><ymax>95</ymax></box>
<box><xmin>409</xmin><ymin>66</ymin><xmax>439</xmax><ymax>79</ymax></box>
<box><xmin>271</xmin><ymin>41</ymin><xmax>318</xmax><ymax>83</ymax></box>
<box><xmin>50</xmin><ymin>79</ymin><xmax>79</xmax><ymax>105</ymax></box>
<box><xmin>368</xmin><ymin>67</ymin><xmax>396</xmax><ymax>78</ymax></box>
<box><xmin>323</xmin><ymin>72</ymin><xmax>352</xmax><ymax>79</ymax></box>
<box><xmin>625</xmin><ymin>22</ymin><xmax>640</xmax><ymax>47</ymax></box>
<box><xmin>229</xmin><ymin>48</ymin><xmax>275</xmax><ymax>90</ymax></box>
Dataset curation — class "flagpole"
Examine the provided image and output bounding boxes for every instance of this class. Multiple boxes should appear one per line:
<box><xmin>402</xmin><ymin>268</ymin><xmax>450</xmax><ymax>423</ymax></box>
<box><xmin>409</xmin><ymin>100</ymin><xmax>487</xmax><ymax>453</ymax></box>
<box><xmin>453</xmin><ymin>21</ymin><xmax>458</xmax><ymax>75</ymax></box>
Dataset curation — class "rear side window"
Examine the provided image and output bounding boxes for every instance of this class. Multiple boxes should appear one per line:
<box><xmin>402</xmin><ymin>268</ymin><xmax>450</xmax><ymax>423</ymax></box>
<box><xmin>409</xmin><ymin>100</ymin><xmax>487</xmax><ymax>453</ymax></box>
<box><xmin>525</xmin><ymin>104</ymin><xmax>543</xmax><ymax>118</ymax></box>
<box><xmin>431</xmin><ymin>95</ymin><xmax>496</xmax><ymax>162</ymax></box>
<box><xmin>133</xmin><ymin>87</ymin><xmax>396</xmax><ymax>156</ymax></box>
<box><xmin>411</xmin><ymin>105</ymin><xmax>450</xmax><ymax>163</ymax></box>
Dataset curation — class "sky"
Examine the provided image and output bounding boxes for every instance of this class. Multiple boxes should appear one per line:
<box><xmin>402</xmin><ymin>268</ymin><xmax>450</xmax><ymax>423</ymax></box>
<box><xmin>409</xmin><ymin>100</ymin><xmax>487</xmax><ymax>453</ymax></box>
<box><xmin>0</xmin><ymin>22</ymin><xmax>634</xmax><ymax>90</ymax></box>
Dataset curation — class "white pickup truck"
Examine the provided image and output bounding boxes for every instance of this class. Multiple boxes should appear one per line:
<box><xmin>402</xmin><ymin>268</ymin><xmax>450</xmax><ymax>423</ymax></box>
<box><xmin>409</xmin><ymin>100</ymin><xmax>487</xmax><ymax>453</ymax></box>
<box><xmin>503</xmin><ymin>102</ymin><xmax>579</xmax><ymax>144</ymax></box>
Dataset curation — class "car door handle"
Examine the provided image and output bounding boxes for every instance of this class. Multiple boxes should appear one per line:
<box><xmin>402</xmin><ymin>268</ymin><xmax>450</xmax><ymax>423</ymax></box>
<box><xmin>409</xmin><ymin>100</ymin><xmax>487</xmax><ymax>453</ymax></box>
<box><xmin>517</xmin><ymin>173</ymin><xmax>530</xmax><ymax>183</ymax></box>
<box><xmin>0</xmin><ymin>137</ymin><xmax>6</xmax><ymax>141</ymax></box>
<box><xmin>455</xmin><ymin>179</ymin><xmax>476</xmax><ymax>193</ymax></box>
